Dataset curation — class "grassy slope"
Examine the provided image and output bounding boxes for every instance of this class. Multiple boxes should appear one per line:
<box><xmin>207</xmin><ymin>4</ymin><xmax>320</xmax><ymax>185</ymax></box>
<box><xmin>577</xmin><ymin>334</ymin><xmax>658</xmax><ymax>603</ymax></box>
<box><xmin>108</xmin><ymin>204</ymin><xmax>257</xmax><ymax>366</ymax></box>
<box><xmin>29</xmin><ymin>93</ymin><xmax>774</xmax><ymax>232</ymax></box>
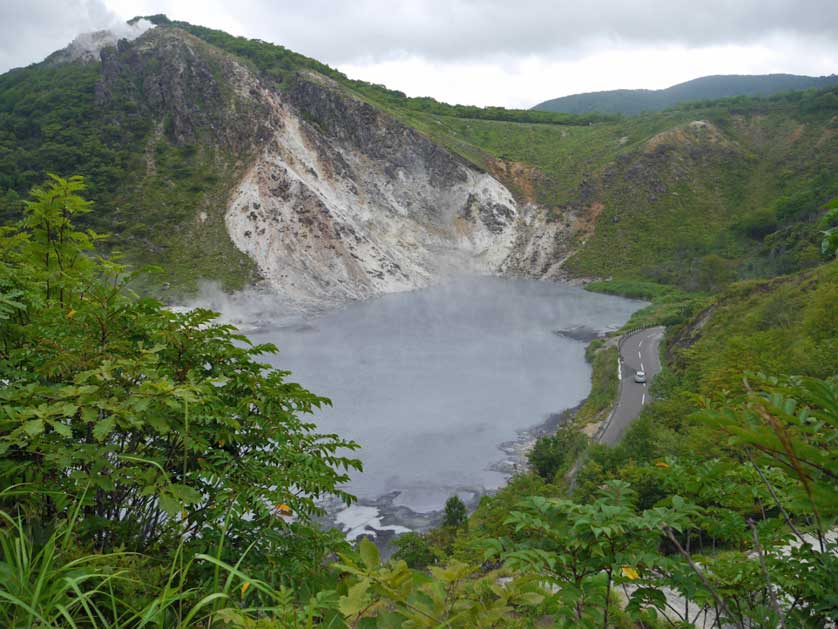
<box><xmin>619</xmin><ymin>260</ymin><xmax>837</xmax><ymax>473</ymax></box>
<box><xmin>571</xmin><ymin>259</ymin><xmax>836</xmax><ymax>436</ymax></box>
<box><xmin>119</xmin><ymin>139</ymin><xmax>258</xmax><ymax>294</ymax></box>
<box><xmin>412</xmin><ymin>100</ymin><xmax>836</xmax><ymax>286</ymax></box>
<box><xmin>575</xmin><ymin>342</ymin><xmax>619</xmax><ymax>426</ymax></box>
<box><xmin>670</xmin><ymin>260</ymin><xmax>838</xmax><ymax>394</ymax></box>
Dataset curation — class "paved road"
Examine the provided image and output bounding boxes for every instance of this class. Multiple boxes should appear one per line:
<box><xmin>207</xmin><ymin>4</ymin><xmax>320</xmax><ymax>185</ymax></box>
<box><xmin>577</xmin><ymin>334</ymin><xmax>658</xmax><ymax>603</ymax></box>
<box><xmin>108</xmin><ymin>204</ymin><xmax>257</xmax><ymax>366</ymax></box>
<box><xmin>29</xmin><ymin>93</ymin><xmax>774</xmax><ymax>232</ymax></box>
<box><xmin>598</xmin><ymin>326</ymin><xmax>665</xmax><ymax>445</ymax></box>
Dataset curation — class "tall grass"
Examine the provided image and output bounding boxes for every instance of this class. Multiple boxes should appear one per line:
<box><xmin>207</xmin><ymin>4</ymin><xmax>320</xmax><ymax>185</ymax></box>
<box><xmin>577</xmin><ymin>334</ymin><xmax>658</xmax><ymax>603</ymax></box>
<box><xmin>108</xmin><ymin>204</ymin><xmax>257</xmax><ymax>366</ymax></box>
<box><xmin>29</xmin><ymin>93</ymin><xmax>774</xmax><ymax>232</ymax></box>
<box><xmin>0</xmin><ymin>490</ymin><xmax>339</xmax><ymax>627</ymax></box>
<box><xmin>0</xmin><ymin>492</ymin><xmax>129</xmax><ymax>627</ymax></box>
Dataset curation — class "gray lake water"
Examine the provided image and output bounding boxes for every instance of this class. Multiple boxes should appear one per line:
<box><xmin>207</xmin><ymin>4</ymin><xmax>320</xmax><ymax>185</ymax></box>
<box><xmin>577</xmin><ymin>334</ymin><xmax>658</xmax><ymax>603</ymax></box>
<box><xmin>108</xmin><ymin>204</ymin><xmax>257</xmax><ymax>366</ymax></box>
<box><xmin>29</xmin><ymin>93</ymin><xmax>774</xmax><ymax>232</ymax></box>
<box><xmin>248</xmin><ymin>277</ymin><xmax>643</xmax><ymax>525</ymax></box>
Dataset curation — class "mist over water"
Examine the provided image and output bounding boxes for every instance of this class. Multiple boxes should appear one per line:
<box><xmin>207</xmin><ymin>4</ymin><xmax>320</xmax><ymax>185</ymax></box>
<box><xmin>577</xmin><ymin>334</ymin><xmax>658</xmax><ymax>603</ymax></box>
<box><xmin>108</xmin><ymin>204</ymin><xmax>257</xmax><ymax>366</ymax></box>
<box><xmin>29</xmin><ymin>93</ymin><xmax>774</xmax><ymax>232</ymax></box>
<box><xmin>246</xmin><ymin>277</ymin><xmax>644</xmax><ymax>514</ymax></box>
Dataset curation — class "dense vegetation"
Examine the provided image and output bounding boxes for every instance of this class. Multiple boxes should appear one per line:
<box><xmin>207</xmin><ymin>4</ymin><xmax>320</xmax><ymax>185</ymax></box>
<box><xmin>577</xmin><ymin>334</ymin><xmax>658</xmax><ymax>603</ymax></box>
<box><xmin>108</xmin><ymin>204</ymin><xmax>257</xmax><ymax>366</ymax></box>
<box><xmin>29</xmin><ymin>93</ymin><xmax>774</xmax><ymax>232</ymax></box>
<box><xmin>1</xmin><ymin>20</ymin><xmax>837</xmax><ymax>626</ymax></box>
<box><xmin>0</xmin><ymin>176</ymin><xmax>362</xmax><ymax>624</ymax></box>
<box><xmin>533</xmin><ymin>73</ymin><xmax>838</xmax><ymax>115</ymax></box>
<box><xmin>1</xmin><ymin>175</ymin><xmax>835</xmax><ymax>627</ymax></box>
<box><xmin>0</xmin><ymin>62</ymin><xmax>147</xmax><ymax>223</ymax></box>
<box><xmin>0</xmin><ymin>26</ymin><xmax>256</xmax><ymax>294</ymax></box>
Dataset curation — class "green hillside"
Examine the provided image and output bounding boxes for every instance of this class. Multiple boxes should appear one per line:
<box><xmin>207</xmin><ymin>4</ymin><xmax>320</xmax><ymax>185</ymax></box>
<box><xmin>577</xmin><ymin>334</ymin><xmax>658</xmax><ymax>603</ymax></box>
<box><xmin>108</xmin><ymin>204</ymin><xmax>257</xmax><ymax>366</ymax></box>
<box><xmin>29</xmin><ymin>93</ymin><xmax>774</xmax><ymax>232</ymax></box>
<box><xmin>0</xmin><ymin>15</ymin><xmax>836</xmax><ymax>628</ymax></box>
<box><xmin>0</xmin><ymin>25</ymin><xmax>261</xmax><ymax>292</ymax></box>
<box><xmin>372</xmin><ymin>90</ymin><xmax>838</xmax><ymax>288</ymax></box>
<box><xmin>533</xmin><ymin>73</ymin><xmax>838</xmax><ymax>115</ymax></box>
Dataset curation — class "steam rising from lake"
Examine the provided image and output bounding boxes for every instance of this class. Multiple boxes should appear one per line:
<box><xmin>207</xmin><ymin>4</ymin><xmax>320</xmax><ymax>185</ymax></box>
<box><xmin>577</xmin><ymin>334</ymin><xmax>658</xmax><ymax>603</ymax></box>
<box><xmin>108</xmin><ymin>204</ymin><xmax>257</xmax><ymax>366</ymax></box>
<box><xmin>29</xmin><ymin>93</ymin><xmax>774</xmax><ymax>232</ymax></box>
<box><xmin>243</xmin><ymin>277</ymin><xmax>643</xmax><ymax>515</ymax></box>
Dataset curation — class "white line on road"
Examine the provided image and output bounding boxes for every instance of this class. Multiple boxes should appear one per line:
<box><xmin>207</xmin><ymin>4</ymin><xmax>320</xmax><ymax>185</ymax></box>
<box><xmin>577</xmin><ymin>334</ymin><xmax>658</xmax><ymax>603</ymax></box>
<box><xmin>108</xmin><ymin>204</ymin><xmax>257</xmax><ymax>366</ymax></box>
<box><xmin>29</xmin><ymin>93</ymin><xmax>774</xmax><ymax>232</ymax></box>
<box><xmin>642</xmin><ymin>393</ymin><xmax>646</xmax><ymax>404</ymax></box>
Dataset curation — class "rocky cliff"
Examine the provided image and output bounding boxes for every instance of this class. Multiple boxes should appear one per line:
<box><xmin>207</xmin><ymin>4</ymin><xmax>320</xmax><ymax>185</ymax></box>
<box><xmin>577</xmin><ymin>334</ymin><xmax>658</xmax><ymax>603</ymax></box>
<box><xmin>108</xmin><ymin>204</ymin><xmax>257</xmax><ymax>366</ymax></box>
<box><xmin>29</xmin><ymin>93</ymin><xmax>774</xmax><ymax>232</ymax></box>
<box><xmin>224</xmin><ymin>71</ymin><xmax>522</xmax><ymax>306</ymax></box>
<box><xmin>89</xmin><ymin>26</ymin><xmax>577</xmax><ymax>307</ymax></box>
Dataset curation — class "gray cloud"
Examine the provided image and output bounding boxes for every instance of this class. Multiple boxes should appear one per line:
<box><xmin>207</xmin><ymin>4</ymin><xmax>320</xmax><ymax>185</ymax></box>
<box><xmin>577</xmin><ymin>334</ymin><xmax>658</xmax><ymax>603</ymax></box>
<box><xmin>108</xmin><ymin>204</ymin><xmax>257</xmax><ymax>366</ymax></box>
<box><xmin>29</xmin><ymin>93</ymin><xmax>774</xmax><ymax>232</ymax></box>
<box><xmin>9</xmin><ymin>0</ymin><xmax>835</xmax><ymax>73</ymax></box>
<box><xmin>1</xmin><ymin>0</ymin><xmax>836</xmax><ymax>106</ymax></box>
<box><xmin>0</xmin><ymin>0</ymin><xmax>124</xmax><ymax>72</ymax></box>
<box><xmin>233</xmin><ymin>0</ymin><xmax>838</xmax><ymax>64</ymax></box>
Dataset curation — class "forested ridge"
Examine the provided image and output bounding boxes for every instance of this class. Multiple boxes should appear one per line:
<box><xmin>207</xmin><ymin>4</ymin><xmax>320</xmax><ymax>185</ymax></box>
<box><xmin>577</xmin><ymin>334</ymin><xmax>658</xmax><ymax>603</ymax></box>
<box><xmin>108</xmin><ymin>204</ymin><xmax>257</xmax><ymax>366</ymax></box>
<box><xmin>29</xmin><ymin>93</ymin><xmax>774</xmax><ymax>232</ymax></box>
<box><xmin>0</xmin><ymin>15</ymin><xmax>837</xmax><ymax>627</ymax></box>
<box><xmin>533</xmin><ymin>73</ymin><xmax>838</xmax><ymax>115</ymax></box>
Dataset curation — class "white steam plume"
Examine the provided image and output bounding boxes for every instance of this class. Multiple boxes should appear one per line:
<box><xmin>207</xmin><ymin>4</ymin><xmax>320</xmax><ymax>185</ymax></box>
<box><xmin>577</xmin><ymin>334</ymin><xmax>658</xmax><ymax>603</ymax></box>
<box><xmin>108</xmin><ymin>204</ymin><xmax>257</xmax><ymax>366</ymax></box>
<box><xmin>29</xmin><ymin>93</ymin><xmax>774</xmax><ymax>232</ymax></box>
<box><xmin>62</xmin><ymin>18</ymin><xmax>154</xmax><ymax>62</ymax></box>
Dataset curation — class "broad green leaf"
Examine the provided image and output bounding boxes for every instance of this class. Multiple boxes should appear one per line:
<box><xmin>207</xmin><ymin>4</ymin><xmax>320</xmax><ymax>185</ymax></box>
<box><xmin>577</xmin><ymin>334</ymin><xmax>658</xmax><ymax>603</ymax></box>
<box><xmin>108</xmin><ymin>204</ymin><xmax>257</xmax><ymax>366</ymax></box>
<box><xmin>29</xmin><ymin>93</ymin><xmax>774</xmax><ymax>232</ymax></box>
<box><xmin>338</xmin><ymin>578</ymin><xmax>370</xmax><ymax>617</ymax></box>
<box><xmin>359</xmin><ymin>539</ymin><xmax>380</xmax><ymax>571</ymax></box>
<box><xmin>158</xmin><ymin>493</ymin><xmax>180</xmax><ymax>517</ymax></box>
<box><xmin>92</xmin><ymin>416</ymin><xmax>115</xmax><ymax>441</ymax></box>
<box><xmin>49</xmin><ymin>420</ymin><xmax>72</xmax><ymax>437</ymax></box>
<box><xmin>21</xmin><ymin>418</ymin><xmax>44</xmax><ymax>437</ymax></box>
<box><xmin>516</xmin><ymin>591</ymin><xmax>545</xmax><ymax>606</ymax></box>
<box><xmin>170</xmin><ymin>483</ymin><xmax>202</xmax><ymax>505</ymax></box>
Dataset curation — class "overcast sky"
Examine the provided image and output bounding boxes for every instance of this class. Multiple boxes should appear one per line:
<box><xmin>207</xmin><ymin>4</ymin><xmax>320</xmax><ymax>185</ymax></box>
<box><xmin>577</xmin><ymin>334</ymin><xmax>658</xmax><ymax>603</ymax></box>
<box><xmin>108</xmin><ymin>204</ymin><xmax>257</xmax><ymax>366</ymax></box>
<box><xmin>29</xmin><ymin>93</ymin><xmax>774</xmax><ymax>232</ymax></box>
<box><xmin>2</xmin><ymin>0</ymin><xmax>838</xmax><ymax>108</ymax></box>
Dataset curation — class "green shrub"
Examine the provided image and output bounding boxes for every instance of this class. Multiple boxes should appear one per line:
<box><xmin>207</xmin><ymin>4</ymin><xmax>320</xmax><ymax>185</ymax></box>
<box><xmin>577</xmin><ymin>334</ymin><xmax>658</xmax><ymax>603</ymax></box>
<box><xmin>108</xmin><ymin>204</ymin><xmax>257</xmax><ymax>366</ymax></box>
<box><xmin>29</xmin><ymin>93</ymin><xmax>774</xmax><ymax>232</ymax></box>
<box><xmin>391</xmin><ymin>532</ymin><xmax>439</xmax><ymax>568</ymax></box>
<box><xmin>733</xmin><ymin>207</ymin><xmax>779</xmax><ymax>239</ymax></box>
<box><xmin>528</xmin><ymin>425</ymin><xmax>588</xmax><ymax>481</ymax></box>
<box><xmin>443</xmin><ymin>496</ymin><xmax>468</xmax><ymax>528</ymax></box>
<box><xmin>0</xmin><ymin>175</ymin><xmax>361</xmax><ymax>592</ymax></box>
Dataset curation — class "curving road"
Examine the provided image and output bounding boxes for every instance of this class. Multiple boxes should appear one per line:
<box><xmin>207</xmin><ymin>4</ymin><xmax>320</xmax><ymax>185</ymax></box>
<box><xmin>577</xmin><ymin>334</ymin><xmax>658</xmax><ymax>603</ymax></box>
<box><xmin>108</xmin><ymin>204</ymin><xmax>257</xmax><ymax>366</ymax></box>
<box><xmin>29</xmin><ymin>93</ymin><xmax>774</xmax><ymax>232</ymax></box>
<box><xmin>598</xmin><ymin>326</ymin><xmax>665</xmax><ymax>445</ymax></box>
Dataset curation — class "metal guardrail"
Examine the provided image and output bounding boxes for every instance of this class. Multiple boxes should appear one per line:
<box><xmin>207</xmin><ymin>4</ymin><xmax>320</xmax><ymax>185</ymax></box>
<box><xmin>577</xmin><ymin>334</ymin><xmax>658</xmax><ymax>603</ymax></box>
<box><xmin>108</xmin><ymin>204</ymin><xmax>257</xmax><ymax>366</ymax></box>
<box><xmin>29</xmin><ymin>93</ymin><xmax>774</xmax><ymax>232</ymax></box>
<box><xmin>617</xmin><ymin>326</ymin><xmax>651</xmax><ymax>351</ymax></box>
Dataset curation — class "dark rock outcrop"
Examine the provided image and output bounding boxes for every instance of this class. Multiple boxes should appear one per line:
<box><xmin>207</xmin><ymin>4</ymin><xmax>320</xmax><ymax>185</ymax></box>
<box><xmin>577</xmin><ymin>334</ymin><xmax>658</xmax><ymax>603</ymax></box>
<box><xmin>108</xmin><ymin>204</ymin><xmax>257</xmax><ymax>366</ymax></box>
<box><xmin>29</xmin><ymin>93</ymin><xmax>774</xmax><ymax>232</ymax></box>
<box><xmin>96</xmin><ymin>28</ymin><xmax>273</xmax><ymax>152</ymax></box>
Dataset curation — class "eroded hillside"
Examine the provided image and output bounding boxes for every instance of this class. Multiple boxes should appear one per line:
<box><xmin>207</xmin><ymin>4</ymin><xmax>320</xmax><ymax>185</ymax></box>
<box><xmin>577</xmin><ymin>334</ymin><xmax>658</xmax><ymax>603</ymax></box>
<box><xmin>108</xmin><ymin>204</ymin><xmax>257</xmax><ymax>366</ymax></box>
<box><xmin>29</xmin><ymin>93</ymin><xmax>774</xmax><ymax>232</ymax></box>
<box><xmin>225</xmin><ymin>69</ymin><xmax>532</xmax><ymax>306</ymax></box>
<box><xmin>0</xmin><ymin>16</ymin><xmax>836</xmax><ymax>303</ymax></box>
<box><xmin>2</xmin><ymin>24</ymin><xmax>581</xmax><ymax>306</ymax></box>
<box><xmin>381</xmin><ymin>101</ymin><xmax>838</xmax><ymax>289</ymax></box>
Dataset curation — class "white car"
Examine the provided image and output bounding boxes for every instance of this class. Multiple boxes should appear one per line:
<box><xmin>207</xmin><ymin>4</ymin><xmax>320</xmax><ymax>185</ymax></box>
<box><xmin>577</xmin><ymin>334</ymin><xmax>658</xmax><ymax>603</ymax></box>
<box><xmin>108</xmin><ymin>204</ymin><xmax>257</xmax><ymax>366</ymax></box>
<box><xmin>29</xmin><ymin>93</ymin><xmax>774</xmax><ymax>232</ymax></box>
<box><xmin>634</xmin><ymin>370</ymin><xmax>647</xmax><ymax>384</ymax></box>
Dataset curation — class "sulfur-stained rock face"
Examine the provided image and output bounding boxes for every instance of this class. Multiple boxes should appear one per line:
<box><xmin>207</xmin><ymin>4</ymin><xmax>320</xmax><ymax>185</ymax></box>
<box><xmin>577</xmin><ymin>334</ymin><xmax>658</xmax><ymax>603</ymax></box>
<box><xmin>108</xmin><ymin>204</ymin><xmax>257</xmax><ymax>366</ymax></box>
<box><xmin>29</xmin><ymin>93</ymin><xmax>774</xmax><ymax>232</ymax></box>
<box><xmin>89</xmin><ymin>26</ymin><xmax>572</xmax><ymax>307</ymax></box>
<box><xmin>222</xmin><ymin>70</ymin><xmax>533</xmax><ymax>307</ymax></box>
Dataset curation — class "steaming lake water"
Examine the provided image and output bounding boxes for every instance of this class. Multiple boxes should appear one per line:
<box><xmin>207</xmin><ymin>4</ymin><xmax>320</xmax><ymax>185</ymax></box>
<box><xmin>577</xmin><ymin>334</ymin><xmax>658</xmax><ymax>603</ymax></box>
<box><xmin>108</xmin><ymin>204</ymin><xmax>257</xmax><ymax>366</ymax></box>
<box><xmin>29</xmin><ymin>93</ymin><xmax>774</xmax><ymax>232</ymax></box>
<box><xmin>247</xmin><ymin>277</ymin><xmax>644</xmax><ymax>534</ymax></box>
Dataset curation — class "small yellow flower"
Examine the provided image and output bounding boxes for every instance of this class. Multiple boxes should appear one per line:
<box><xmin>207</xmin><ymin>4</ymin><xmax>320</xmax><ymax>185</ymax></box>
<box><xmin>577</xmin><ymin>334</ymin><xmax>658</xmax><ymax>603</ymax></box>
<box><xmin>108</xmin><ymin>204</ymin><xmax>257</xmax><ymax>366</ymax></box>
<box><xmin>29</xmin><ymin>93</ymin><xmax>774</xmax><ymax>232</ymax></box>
<box><xmin>621</xmin><ymin>565</ymin><xmax>640</xmax><ymax>580</ymax></box>
<box><xmin>67</xmin><ymin>309</ymin><xmax>77</xmax><ymax>319</ymax></box>
<box><xmin>241</xmin><ymin>582</ymin><xmax>250</xmax><ymax>595</ymax></box>
<box><xmin>655</xmin><ymin>461</ymin><xmax>670</xmax><ymax>468</ymax></box>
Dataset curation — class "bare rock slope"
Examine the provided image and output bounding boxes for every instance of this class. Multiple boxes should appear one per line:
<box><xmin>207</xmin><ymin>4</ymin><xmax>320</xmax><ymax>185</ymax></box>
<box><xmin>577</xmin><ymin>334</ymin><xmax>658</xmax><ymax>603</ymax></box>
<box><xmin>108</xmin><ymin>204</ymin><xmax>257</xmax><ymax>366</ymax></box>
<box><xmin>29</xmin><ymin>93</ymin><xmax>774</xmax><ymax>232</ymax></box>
<box><xmin>224</xmin><ymin>68</ymin><xmax>567</xmax><ymax>306</ymax></box>
<box><xmin>96</xmin><ymin>27</ymin><xmax>570</xmax><ymax>306</ymax></box>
